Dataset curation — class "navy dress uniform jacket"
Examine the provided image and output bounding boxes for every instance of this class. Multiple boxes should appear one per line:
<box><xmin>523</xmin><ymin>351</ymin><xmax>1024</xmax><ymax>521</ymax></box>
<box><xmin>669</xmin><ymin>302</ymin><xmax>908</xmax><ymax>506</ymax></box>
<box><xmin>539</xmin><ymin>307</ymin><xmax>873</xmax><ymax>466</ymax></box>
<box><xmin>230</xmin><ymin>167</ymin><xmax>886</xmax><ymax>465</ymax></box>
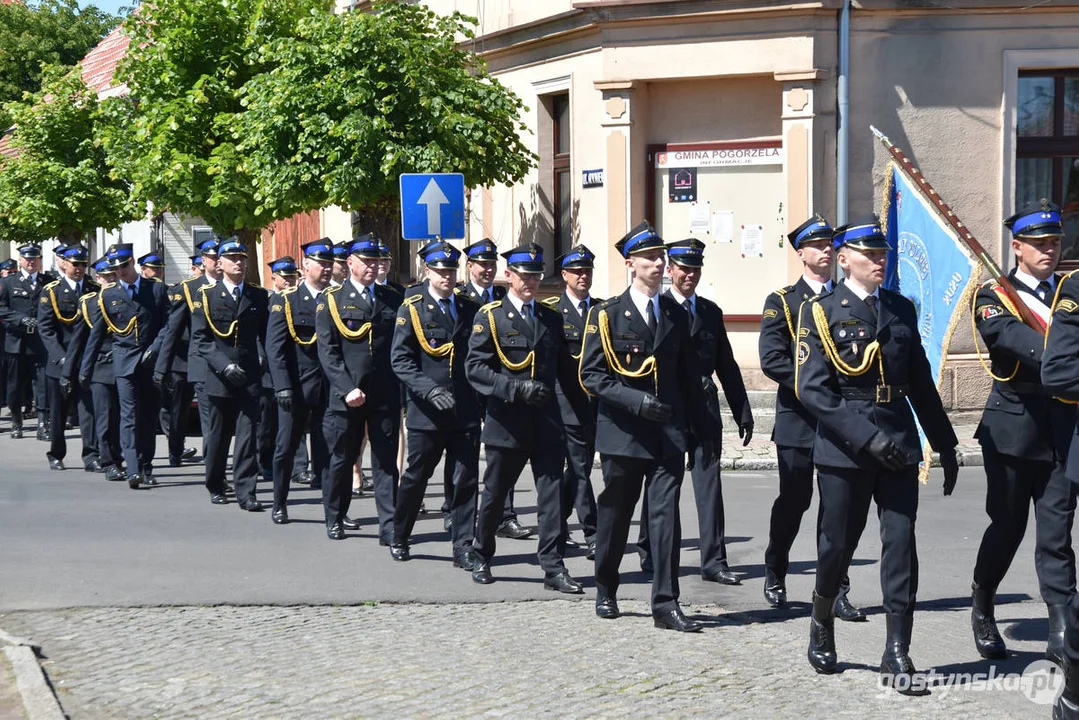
<box><xmin>0</xmin><ymin>272</ymin><xmax>53</xmax><ymax>357</ymax></box>
<box><xmin>542</xmin><ymin>293</ymin><xmax>601</xmax><ymax>430</ymax></box>
<box><xmin>1038</xmin><ymin>270</ymin><xmax>1079</xmax><ymax>476</ymax></box>
<box><xmin>37</xmin><ymin>278</ymin><xmax>100</xmax><ymax>379</ymax></box>
<box><xmin>266</xmin><ymin>285</ymin><xmax>325</xmax><ymax>408</ymax></box>
<box><xmin>460</xmin><ymin>282</ymin><xmax>506</xmax><ymax>306</ymax></box>
<box><xmin>73</xmin><ymin>293</ymin><xmax>115</xmax><ymax>385</ymax></box>
<box><xmin>465</xmin><ymin>296</ymin><xmax>582</xmax><ymax>450</ymax></box>
<box><xmin>190</xmin><ymin>282</ymin><xmax>270</xmax><ymax>398</ymax></box>
<box><xmin>82</xmin><ymin>279</ymin><xmax>169</xmax><ymax>379</ymax></box>
<box><xmin>315</xmin><ymin>282</ymin><xmax>402</xmax><ymax>413</ymax></box>
<box><xmin>578</xmin><ymin>289</ymin><xmax>714</xmax><ymax>460</ymax></box>
<box><xmin>670</xmin><ymin>290</ymin><xmax>751</xmax><ymax>438</ymax></box>
<box><xmin>162</xmin><ymin>283</ymin><xmax>189</xmax><ymax>375</ymax></box>
<box><xmin>155</xmin><ymin>274</ymin><xmax>213</xmax><ymax>383</ymax></box>
<box><xmin>391</xmin><ymin>284</ymin><xmax>481</xmax><ymax>431</ymax></box>
<box><xmin>795</xmin><ymin>282</ymin><xmax>957</xmax><ymax>469</ymax></box>
<box><xmin>758</xmin><ymin>278</ymin><xmax>822</xmax><ymax>448</ymax></box>
<box><xmin>974</xmin><ymin>273</ymin><xmax>1074</xmax><ymax>461</ymax></box>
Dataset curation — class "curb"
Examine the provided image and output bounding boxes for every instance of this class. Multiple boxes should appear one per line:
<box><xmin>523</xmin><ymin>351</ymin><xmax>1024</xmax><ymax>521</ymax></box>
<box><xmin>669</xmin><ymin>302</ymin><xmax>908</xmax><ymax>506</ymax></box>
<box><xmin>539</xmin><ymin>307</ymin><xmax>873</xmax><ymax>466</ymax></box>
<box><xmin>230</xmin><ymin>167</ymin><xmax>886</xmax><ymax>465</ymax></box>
<box><xmin>719</xmin><ymin>449</ymin><xmax>984</xmax><ymax>471</ymax></box>
<box><xmin>1</xmin><ymin>629</ymin><xmax>65</xmax><ymax>720</ymax></box>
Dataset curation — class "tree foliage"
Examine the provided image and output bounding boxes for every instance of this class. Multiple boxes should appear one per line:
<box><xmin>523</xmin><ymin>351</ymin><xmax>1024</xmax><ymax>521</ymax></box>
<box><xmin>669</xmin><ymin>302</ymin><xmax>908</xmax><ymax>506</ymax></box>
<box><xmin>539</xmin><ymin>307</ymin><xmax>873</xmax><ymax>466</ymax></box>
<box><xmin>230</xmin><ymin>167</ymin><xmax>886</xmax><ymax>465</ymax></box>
<box><xmin>0</xmin><ymin>0</ymin><xmax>120</xmax><ymax>130</ymax></box>
<box><xmin>0</xmin><ymin>64</ymin><xmax>140</xmax><ymax>244</ymax></box>
<box><xmin>101</xmin><ymin>0</ymin><xmax>332</xmax><ymax>234</ymax></box>
<box><xmin>237</xmin><ymin>0</ymin><xmax>537</xmax><ymax>222</ymax></box>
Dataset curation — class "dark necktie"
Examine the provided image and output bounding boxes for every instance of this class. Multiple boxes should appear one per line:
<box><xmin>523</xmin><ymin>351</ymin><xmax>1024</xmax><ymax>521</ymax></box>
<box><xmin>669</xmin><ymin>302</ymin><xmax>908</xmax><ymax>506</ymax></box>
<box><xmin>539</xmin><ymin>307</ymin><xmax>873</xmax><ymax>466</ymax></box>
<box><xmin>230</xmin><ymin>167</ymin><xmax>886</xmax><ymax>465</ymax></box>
<box><xmin>128</xmin><ymin>283</ymin><xmax>136</xmax><ymax>299</ymax></box>
<box><xmin>439</xmin><ymin>298</ymin><xmax>456</xmax><ymax>322</ymax></box>
<box><xmin>1037</xmin><ymin>281</ymin><xmax>1052</xmax><ymax>302</ymax></box>
<box><xmin>865</xmin><ymin>295</ymin><xmax>878</xmax><ymax>325</ymax></box>
<box><xmin>682</xmin><ymin>298</ymin><xmax>693</xmax><ymax>319</ymax></box>
<box><xmin>521</xmin><ymin>302</ymin><xmax>535</xmax><ymax>338</ymax></box>
<box><xmin>232</xmin><ymin>286</ymin><xmax>241</xmax><ymax>303</ymax></box>
<box><xmin>646</xmin><ymin>299</ymin><xmax>657</xmax><ymax>333</ymax></box>
<box><xmin>578</xmin><ymin>299</ymin><xmax>588</xmax><ymax>316</ymax></box>
<box><xmin>360</xmin><ymin>285</ymin><xmax>372</xmax><ymax>310</ymax></box>
<box><xmin>483</xmin><ymin>287</ymin><xmax>492</xmax><ymax>304</ymax></box>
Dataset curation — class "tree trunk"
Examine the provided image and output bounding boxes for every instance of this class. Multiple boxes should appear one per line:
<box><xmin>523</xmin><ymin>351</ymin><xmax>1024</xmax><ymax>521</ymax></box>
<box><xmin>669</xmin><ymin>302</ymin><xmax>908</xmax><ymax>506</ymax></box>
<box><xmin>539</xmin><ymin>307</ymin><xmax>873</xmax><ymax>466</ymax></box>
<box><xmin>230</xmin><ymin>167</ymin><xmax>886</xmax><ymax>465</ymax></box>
<box><xmin>236</xmin><ymin>227</ymin><xmax>262</xmax><ymax>286</ymax></box>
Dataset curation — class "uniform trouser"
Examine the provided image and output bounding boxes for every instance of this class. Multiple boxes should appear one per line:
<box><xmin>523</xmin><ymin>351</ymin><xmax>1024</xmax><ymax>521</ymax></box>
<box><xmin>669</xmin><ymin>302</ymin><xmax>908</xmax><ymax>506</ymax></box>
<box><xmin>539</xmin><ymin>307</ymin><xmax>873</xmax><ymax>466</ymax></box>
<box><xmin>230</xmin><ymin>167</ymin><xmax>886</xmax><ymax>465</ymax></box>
<box><xmin>164</xmin><ymin>372</ymin><xmax>193</xmax><ymax>461</ymax></box>
<box><xmin>474</xmin><ymin>443</ymin><xmax>567</xmax><ymax>575</ymax></box>
<box><xmin>193</xmin><ymin>380</ymin><xmax>211</xmax><ymax>453</ymax></box>
<box><xmin>816</xmin><ymin>463</ymin><xmax>919</xmax><ymax>615</ymax></box>
<box><xmin>272</xmin><ymin>399</ymin><xmax>328</xmax><ymax>511</ymax></box>
<box><xmin>90</xmin><ymin>381</ymin><xmax>121</xmax><ymax>469</ymax></box>
<box><xmin>323</xmin><ymin>404</ymin><xmax>399</xmax><ymax>535</ymax></box>
<box><xmin>596</xmin><ymin>452</ymin><xmax>686</xmax><ymax>612</ymax></box>
<box><xmin>258</xmin><ymin>388</ymin><xmax>276</xmax><ymax>479</ymax></box>
<box><xmin>46</xmin><ymin>376</ymin><xmax>96</xmax><ymax>465</ymax></box>
<box><xmin>394</xmin><ymin>426</ymin><xmax>480</xmax><ymax>554</ymax></box>
<box><xmin>636</xmin><ymin>442</ymin><xmax>726</xmax><ymax>573</ymax></box>
<box><xmin>765</xmin><ymin>446</ymin><xmax>854</xmax><ymax>592</ymax></box>
<box><xmin>445</xmin><ymin>463</ymin><xmax>517</xmax><ymax>522</ymax></box>
<box><xmin>974</xmin><ymin>445</ymin><xmax>1077</xmax><ymax>605</ymax></box>
<box><xmin>6</xmin><ymin>353</ymin><xmax>46</xmax><ymax>423</ymax></box>
<box><xmin>203</xmin><ymin>393</ymin><xmax>259</xmax><ymax>503</ymax></box>
<box><xmin>116</xmin><ymin>368</ymin><xmax>161</xmax><ymax>476</ymax></box>
<box><xmin>561</xmin><ymin>422</ymin><xmax>598</xmax><ymax>541</ymax></box>
<box><xmin>0</xmin><ymin>353</ymin><xmax>6</xmax><ymax>408</ymax></box>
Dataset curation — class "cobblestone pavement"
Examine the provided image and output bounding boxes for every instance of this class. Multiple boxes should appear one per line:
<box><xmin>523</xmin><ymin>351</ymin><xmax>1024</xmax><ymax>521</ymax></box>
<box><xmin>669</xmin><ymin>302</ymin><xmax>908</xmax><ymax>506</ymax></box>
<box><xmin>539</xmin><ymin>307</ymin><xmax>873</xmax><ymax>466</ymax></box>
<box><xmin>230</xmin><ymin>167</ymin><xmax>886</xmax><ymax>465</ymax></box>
<box><xmin>0</xmin><ymin>599</ymin><xmax>1054</xmax><ymax>719</ymax></box>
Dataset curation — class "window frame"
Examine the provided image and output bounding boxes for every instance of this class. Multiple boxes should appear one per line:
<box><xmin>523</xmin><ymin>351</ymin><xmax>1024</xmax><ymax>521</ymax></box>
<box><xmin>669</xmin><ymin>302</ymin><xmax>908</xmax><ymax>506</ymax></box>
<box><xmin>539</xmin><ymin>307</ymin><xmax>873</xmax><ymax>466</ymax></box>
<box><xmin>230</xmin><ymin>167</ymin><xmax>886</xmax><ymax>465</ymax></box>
<box><xmin>551</xmin><ymin>92</ymin><xmax>572</xmax><ymax>263</ymax></box>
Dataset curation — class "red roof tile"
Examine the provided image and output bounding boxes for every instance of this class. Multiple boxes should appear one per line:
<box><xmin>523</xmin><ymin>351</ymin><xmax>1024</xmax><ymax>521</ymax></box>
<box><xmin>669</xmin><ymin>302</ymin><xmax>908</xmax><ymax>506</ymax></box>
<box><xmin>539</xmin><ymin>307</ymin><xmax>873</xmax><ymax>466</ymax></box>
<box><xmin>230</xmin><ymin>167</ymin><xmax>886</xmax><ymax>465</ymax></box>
<box><xmin>79</xmin><ymin>26</ymin><xmax>130</xmax><ymax>97</ymax></box>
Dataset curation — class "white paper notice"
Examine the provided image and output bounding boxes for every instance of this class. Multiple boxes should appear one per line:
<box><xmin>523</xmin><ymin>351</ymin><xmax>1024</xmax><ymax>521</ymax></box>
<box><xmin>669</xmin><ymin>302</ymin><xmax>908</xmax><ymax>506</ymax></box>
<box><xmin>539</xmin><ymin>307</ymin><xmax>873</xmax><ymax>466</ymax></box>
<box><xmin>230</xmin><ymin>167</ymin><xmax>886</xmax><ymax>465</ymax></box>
<box><xmin>689</xmin><ymin>203</ymin><xmax>710</xmax><ymax>234</ymax></box>
<box><xmin>712</xmin><ymin>210</ymin><xmax>734</xmax><ymax>243</ymax></box>
<box><xmin>741</xmin><ymin>224</ymin><xmax>764</xmax><ymax>257</ymax></box>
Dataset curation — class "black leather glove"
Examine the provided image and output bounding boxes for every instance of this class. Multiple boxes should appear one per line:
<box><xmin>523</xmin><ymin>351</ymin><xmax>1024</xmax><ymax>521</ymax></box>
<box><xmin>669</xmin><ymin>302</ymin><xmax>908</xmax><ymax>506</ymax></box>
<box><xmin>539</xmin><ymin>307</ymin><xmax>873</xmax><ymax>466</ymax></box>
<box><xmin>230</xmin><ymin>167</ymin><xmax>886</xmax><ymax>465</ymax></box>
<box><xmin>221</xmin><ymin>363</ymin><xmax>249</xmax><ymax>386</ymax></box>
<box><xmin>511</xmin><ymin>380</ymin><xmax>552</xmax><ymax>407</ymax></box>
<box><xmin>58</xmin><ymin>376</ymin><xmax>72</xmax><ymax>397</ymax></box>
<box><xmin>940</xmin><ymin>450</ymin><xmax>959</xmax><ymax>496</ymax></box>
<box><xmin>864</xmin><ymin>430</ymin><xmax>907</xmax><ymax>471</ymax></box>
<box><xmin>639</xmin><ymin>393</ymin><xmax>672</xmax><ymax>423</ymax></box>
<box><xmin>700</xmin><ymin>376</ymin><xmax>717</xmax><ymax>394</ymax></box>
<box><xmin>426</xmin><ymin>386</ymin><xmax>456</xmax><ymax>412</ymax></box>
<box><xmin>139</xmin><ymin>347</ymin><xmax>157</xmax><ymax>368</ymax></box>
<box><xmin>275</xmin><ymin>389</ymin><xmax>293</xmax><ymax>413</ymax></box>
<box><xmin>78</xmin><ymin>374</ymin><xmax>91</xmax><ymax>390</ymax></box>
<box><xmin>152</xmin><ymin>371</ymin><xmax>165</xmax><ymax>389</ymax></box>
<box><xmin>20</xmin><ymin>316</ymin><xmax>36</xmax><ymax>331</ymax></box>
<box><xmin>698</xmin><ymin>439</ymin><xmax>716</xmax><ymax>471</ymax></box>
<box><xmin>100</xmin><ymin>349</ymin><xmax>113</xmax><ymax>364</ymax></box>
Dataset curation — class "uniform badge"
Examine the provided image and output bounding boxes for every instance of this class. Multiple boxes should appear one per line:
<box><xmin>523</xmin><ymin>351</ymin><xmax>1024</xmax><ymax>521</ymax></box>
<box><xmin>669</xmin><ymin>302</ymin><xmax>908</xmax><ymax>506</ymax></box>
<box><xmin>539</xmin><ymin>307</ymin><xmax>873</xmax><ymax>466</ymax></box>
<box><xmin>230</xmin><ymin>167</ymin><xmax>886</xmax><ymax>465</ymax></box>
<box><xmin>979</xmin><ymin>305</ymin><xmax>1005</xmax><ymax>320</ymax></box>
<box><xmin>316</xmin><ymin>303</ymin><xmax>325</xmax><ymax>312</ymax></box>
<box><xmin>585</xmin><ymin>325</ymin><xmax>597</xmax><ymax>335</ymax></box>
<box><xmin>396</xmin><ymin>317</ymin><xmax>406</xmax><ymax>325</ymax></box>
<box><xmin>763</xmin><ymin>309</ymin><xmax>778</xmax><ymax>319</ymax></box>
<box><xmin>798</xmin><ymin>327</ymin><xmax>810</xmax><ymax>338</ymax></box>
<box><xmin>221</xmin><ymin>291</ymin><xmax>227</xmax><ymax>298</ymax></box>
<box><xmin>851</xmin><ymin>342</ymin><xmax>859</xmax><ymax>355</ymax></box>
<box><xmin>797</xmin><ymin>341</ymin><xmax>810</xmax><ymax>365</ymax></box>
<box><xmin>857</xmin><ymin>327</ymin><xmax>867</xmax><ymax>338</ymax></box>
<box><xmin>507</xmin><ymin>312</ymin><xmax>514</xmax><ymax>319</ymax></box>
<box><xmin>271</xmin><ymin>305</ymin><xmax>283</xmax><ymax>313</ymax></box>
<box><xmin>838</xmin><ymin>329</ymin><xmax>847</xmax><ymax>338</ymax></box>
<box><xmin>1058</xmin><ymin>299</ymin><xmax>1079</xmax><ymax>313</ymax></box>
<box><xmin>625</xmin><ymin>354</ymin><xmax>631</xmax><ymax>364</ymax></box>
<box><xmin>473</xmin><ymin>324</ymin><xmax>485</xmax><ymax>334</ymax></box>
<box><xmin>40</xmin><ymin>297</ymin><xmax>47</xmax><ymax>304</ymax></box>
<box><xmin>431</xmin><ymin>339</ymin><xmax>439</xmax><ymax>347</ymax></box>
<box><xmin>841</xmin><ymin>298</ymin><xmax>849</xmax><ymax>306</ymax></box>
<box><xmin>192</xmin><ymin>302</ymin><xmax>202</xmax><ymax>309</ymax></box>
<box><xmin>624</xmin><ymin>310</ymin><xmax>631</xmax><ymax>317</ymax></box>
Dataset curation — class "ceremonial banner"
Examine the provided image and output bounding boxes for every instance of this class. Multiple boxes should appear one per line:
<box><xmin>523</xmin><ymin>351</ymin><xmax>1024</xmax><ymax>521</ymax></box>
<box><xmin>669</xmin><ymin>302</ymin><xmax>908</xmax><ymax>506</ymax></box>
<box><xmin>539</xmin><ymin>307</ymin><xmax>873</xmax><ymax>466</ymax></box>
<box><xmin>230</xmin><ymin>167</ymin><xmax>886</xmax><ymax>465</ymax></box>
<box><xmin>881</xmin><ymin>161</ymin><xmax>979</xmax><ymax>479</ymax></box>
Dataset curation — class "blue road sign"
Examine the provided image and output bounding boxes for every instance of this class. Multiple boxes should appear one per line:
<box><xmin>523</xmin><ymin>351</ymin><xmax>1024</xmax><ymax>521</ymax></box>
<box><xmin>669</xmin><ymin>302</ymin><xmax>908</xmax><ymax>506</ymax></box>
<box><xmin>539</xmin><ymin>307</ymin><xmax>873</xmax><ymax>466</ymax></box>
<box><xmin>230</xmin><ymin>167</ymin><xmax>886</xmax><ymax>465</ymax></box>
<box><xmin>399</xmin><ymin>173</ymin><xmax>466</xmax><ymax>241</ymax></box>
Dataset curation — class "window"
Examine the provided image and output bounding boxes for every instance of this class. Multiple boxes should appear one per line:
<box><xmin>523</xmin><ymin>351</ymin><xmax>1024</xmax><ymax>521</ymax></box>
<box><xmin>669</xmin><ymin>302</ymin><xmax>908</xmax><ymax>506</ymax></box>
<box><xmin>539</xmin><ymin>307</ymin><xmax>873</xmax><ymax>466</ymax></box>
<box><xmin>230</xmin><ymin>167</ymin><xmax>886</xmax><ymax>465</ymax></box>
<box><xmin>192</xmin><ymin>226</ymin><xmax>215</xmax><ymax>251</ymax></box>
<box><xmin>1016</xmin><ymin>71</ymin><xmax>1079</xmax><ymax>262</ymax></box>
<box><xmin>552</xmin><ymin>94</ymin><xmax>572</xmax><ymax>262</ymax></box>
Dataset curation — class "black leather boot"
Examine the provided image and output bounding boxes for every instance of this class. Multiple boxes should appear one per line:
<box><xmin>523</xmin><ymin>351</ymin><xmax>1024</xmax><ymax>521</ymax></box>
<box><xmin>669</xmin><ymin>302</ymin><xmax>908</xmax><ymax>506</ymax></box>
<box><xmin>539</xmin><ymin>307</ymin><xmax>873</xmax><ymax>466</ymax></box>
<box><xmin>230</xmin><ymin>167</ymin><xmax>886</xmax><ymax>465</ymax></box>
<box><xmin>834</xmin><ymin>580</ymin><xmax>866</xmax><ymax>622</ymax></box>
<box><xmin>808</xmin><ymin>592</ymin><xmax>837</xmax><ymax>674</ymax></box>
<box><xmin>971</xmin><ymin>582</ymin><xmax>1007</xmax><ymax>659</ymax></box>
<box><xmin>1048</xmin><ymin>605</ymin><xmax>1068</xmax><ymax>668</ymax></box>
<box><xmin>1055</xmin><ymin>657</ymin><xmax>1079</xmax><ymax>720</ymax></box>
<box><xmin>9</xmin><ymin>408</ymin><xmax>22</xmax><ymax>439</ymax></box>
<box><xmin>880</xmin><ymin>614</ymin><xmax>928</xmax><ymax>696</ymax></box>
<box><xmin>36</xmin><ymin>411</ymin><xmax>49</xmax><ymax>441</ymax></box>
<box><xmin>764</xmin><ymin>567</ymin><xmax>786</xmax><ymax>608</ymax></box>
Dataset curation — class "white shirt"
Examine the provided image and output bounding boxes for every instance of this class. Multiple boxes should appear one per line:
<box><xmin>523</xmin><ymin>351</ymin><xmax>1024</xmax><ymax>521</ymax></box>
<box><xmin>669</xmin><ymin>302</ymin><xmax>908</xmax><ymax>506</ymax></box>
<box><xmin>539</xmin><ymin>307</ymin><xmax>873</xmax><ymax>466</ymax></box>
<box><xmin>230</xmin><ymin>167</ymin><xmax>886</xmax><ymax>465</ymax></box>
<box><xmin>842</xmin><ymin>279</ymin><xmax>879</xmax><ymax>302</ymax></box>
<box><xmin>628</xmin><ymin>285</ymin><xmax>660</xmax><ymax>326</ymax></box>
<box><xmin>20</xmin><ymin>270</ymin><xmax>38</xmax><ymax>285</ymax></box>
<box><xmin>1013</xmin><ymin>267</ymin><xmax>1056</xmax><ymax>300</ymax></box>
<box><xmin>348</xmin><ymin>277</ymin><xmax>373</xmax><ymax>300</ymax></box>
<box><xmin>565</xmin><ymin>291</ymin><xmax>592</xmax><ymax>317</ymax></box>
<box><xmin>427</xmin><ymin>284</ymin><xmax>454</xmax><ymax>312</ymax></box>
<box><xmin>505</xmin><ymin>292</ymin><xmax>535</xmax><ymax>318</ymax></box>
<box><xmin>803</xmin><ymin>276</ymin><xmax>835</xmax><ymax>296</ymax></box>
<box><xmin>472</xmin><ymin>282</ymin><xmax>494</xmax><ymax>302</ymax></box>
<box><xmin>64</xmin><ymin>275</ymin><xmax>82</xmax><ymax>294</ymax></box>
<box><xmin>221</xmin><ymin>277</ymin><xmax>244</xmax><ymax>298</ymax></box>
<box><xmin>301</xmin><ymin>281</ymin><xmax>323</xmax><ymax>299</ymax></box>
<box><xmin>667</xmin><ymin>286</ymin><xmax>695</xmax><ymax>315</ymax></box>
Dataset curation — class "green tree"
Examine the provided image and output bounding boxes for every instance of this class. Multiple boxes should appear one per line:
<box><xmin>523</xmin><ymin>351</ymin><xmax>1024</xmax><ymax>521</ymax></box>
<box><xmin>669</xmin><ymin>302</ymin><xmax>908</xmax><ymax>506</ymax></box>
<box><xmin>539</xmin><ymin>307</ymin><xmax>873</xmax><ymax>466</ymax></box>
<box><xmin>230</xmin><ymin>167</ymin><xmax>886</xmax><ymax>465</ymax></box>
<box><xmin>101</xmin><ymin>0</ymin><xmax>332</xmax><ymax>252</ymax></box>
<box><xmin>0</xmin><ymin>0</ymin><xmax>121</xmax><ymax>130</ymax></box>
<box><xmin>237</xmin><ymin>0</ymin><xmax>536</xmax><ymax>224</ymax></box>
<box><xmin>0</xmin><ymin>63</ymin><xmax>140</xmax><ymax>244</ymax></box>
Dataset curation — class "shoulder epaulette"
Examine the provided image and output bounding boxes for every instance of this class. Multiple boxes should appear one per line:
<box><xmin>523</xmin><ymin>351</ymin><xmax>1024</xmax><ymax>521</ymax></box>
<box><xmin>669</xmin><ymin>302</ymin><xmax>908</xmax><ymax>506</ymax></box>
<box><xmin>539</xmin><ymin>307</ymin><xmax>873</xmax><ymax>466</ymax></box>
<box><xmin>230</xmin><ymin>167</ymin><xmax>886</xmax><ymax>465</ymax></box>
<box><xmin>453</xmin><ymin>286</ymin><xmax>465</xmax><ymax>295</ymax></box>
<box><xmin>145</xmin><ymin>276</ymin><xmax>160</xmax><ymax>283</ymax></box>
<box><xmin>775</xmin><ymin>287</ymin><xmax>789</xmax><ymax>296</ymax></box>
<box><xmin>479</xmin><ymin>300</ymin><xmax>500</xmax><ymax>313</ymax></box>
<box><xmin>180</xmin><ymin>276</ymin><xmax>200</xmax><ymax>286</ymax></box>
<box><xmin>541</xmin><ymin>296</ymin><xmax>560</xmax><ymax>306</ymax></box>
<box><xmin>43</xmin><ymin>279</ymin><xmax>60</xmax><ymax>291</ymax></box>
<box><xmin>324</xmin><ymin>284</ymin><xmax>342</xmax><ymax>294</ymax></box>
<box><xmin>403</xmin><ymin>293</ymin><xmax>423</xmax><ymax>306</ymax></box>
<box><xmin>281</xmin><ymin>286</ymin><xmax>299</xmax><ymax>296</ymax></box>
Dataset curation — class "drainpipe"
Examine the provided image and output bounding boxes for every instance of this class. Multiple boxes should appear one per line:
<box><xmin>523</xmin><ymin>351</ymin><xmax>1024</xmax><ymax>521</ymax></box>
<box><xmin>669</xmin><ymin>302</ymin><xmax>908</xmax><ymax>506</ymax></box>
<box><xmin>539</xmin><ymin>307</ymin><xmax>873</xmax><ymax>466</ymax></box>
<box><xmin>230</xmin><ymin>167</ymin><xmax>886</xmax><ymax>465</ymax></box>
<box><xmin>836</xmin><ymin>0</ymin><xmax>850</xmax><ymax>224</ymax></box>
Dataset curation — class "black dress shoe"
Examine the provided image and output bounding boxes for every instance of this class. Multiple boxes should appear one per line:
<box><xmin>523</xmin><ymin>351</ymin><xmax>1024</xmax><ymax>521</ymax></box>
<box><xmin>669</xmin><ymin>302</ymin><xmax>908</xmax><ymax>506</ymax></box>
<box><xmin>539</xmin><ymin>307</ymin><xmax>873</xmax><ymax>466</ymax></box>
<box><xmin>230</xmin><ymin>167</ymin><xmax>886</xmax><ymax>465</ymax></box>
<box><xmin>585</xmin><ymin>537</ymin><xmax>596</xmax><ymax>561</ymax></box>
<box><xmin>496</xmin><ymin>518</ymin><xmax>534</xmax><ymax>540</ymax></box>
<box><xmin>168</xmin><ymin>456</ymin><xmax>182</xmax><ymax>468</ymax></box>
<box><xmin>291</xmin><ymin>472</ymin><xmax>310</xmax><ymax>485</ymax></box>
<box><xmin>327</xmin><ymin>522</ymin><xmax>345</xmax><ymax>540</ymax></box>
<box><xmin>48</xmin><ymin>456</ymin><xmax>66</xmax><ymax>471</ymax></box>
<box><xmin>564</xmin><ymin>537</ymin><xmax>581</xmax><ymax>549</ymax></box>
<box><xmin>225</xmin><ymin>483</ymin><xmax>235</xmax><ymax>495</ymax></box>
<box><xmin>702</xmin><ymin>566</ymin><xmax>741</xmax><ymax>586</ymax></box>
<box><xmin>389</xmin><ymin>544</ymin><xmax>411</xmax><ymax>562</ymax></box>
<box><xmin>37</xmin><ymin>426</ymin><xmax>50</xmax><ymax>441</ymax></box>
<box><xmin>127</xmin><ymin>473</ymin><xmax>143</xmax><ymax>489</ymax></box>
<box><xmin>341</xmin><ymin>516</ymin><xmax>361</xmax><ymax>531</ymax></box>
<box><xmin>764</xmin><ymin>571</ymin><xmax>787</xmax><ymax>608</ymax></box>
<box><xmin>352</xmin><ymin>487</ymin><xmax>364</xmax><ymax>498</ymax></box>
<box><xmin>239</xmin><ymin>500</ymin><xmax>265</xmax><ymax>512</ymax></box>
<box><xmin>10</xmin><ymin>426</ymin><xmax>22</xmax><ymax>439</ymax></box>
<box><xmin>418</xmin><ymin>501</ymin><xmax>427</xmax><ymax>515</ymax></box>
<box><xmin>543</xmin><ymin>571</ymin><xmax>584</xmax><ymax>594</ymax></box>
<box><xmin>271</xmin><ymin>508</ymin><xmax>290</xmax><ymax>525</ymax></box>
<box><xmin>105</xmin><ymin>466</ymin><xmax>125</xmax><ymax>482</ymax></box>
<box><xmin>653</xmin><ymin>607</ymin><xmax>703</xmax><ymax>633</ymax></box>
<box><xmin>141</xmin><ymin>473</ymin><xmax>158</xmax><ymax>486</ymax></box>
<box><xmin>639</xmin><ymin>554</ymin><xmax>654</xmax><ymax>574</ymax></box>
<box><xmin>472</xmin><ymin>562</ymin><xmax>494</xmax><ymax>584</ymax></box>
<box><xmin>443</xmin><ymin>515</ymin><xmax>453</xmax><ymax>532</ymax></box>
<box><xmin>834</xmin><ymin>592</ymin><xmax>867</xmax><ymax>622</ymax></box>
<box><xmin>453</xmin><ymin>549</ymin><xmax>479</xmax><ymax>571</ymax></box>
<box><xmin>360</xmin><ymin>475</ymin><xmax>374</xmax><ymax>492</ymax></box>
<box><xmin>181</xmin><ymin>447</ymin><xmax>198</xmax><ymax>461</ymax></box>
<box><xmin>84</xmin><ymin>459</ymin><xmax>103</xmax><ymax>473</ymax></box>
<box><xmin>596</xmin><ymin>597</ymin><xmax>620</xmax><ymax>619</ymax></box>
<box><xmin>210</xmin><ymin>493</ymin><xmax>229</xmax><ymax>505</ymax></box>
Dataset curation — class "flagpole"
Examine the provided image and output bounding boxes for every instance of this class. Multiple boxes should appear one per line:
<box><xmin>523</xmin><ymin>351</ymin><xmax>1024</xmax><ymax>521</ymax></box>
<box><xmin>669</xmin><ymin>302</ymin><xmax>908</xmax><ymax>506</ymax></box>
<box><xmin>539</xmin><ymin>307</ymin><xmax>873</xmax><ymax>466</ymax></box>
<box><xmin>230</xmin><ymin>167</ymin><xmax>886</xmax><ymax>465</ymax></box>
<box><xmin>870</xmin><ymin>125</ymin><xmax>1045</xmax><ymax>335</ymax></box>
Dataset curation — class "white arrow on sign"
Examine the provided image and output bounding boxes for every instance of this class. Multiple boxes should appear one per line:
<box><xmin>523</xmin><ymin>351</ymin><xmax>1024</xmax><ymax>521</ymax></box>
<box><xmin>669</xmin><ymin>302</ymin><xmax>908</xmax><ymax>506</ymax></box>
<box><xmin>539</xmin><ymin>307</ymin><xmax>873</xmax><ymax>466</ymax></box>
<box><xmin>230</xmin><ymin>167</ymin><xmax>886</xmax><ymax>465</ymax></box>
<box><xmin>417</xmin><ymin>179</ymin><xmax>449</xmax><ymax>236</ymax></box>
